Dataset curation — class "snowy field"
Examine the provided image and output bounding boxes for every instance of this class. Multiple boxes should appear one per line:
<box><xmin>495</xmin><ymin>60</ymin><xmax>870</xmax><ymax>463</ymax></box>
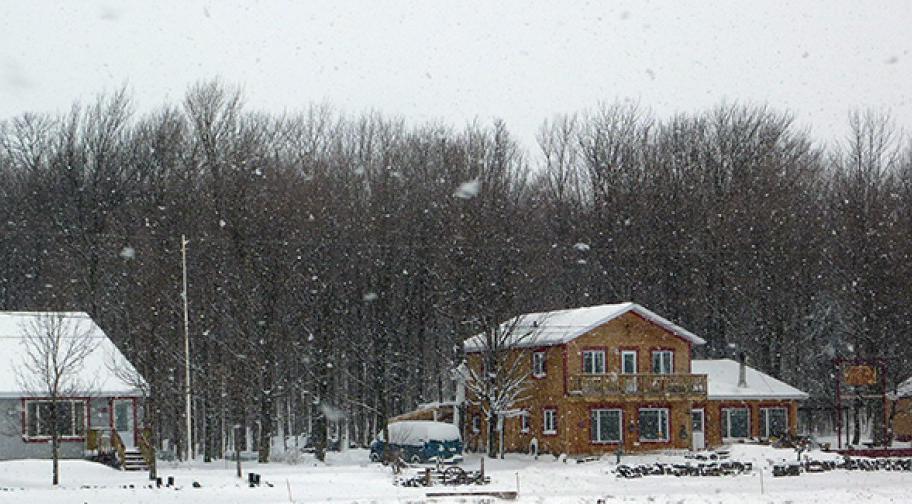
<box><xmin>1</xmin><ymin>445</ymin><xmax>911</xmax><ymax>503</ymax></box>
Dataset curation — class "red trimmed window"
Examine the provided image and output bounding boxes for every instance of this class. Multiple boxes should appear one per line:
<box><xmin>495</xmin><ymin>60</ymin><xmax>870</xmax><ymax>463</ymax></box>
<box><xmin>722</xmin><ymin>408</ymin><xmax>750</xmax><ymax>439</ymax></box>
<box><xmin>542</xmin><ymin>408</ymin><xmax>557</xmax><ymax>435</ymax></box>
<box><xmin>532</xmin><ymin>351</ymin><xmax>546</xmax><ymax>378</ymax></box>
<box><xmin>621</xmin><ymin>350</ymin><xmax>638</xmax><ymax>374</ymax></box>
<box><xmin>582</xmin><ymin>350</ymin><xmax>606</xmax><ymax>374</ymax></box>
<box><xmin>760</xmin><ymin>407</ymin><xmax>788</xmax><ymax>438</ymax></box>
<box><xmin>472</xmin><ymin>414</ymin><xmax>481</xmax><ymax>433</ymax></box>
<box><xmin>590</xmin><ymin>408</ymin><xmax>622</xmax><ymax>443</ymax></box>
<box><xmin>520</xmin><ymin>412</ymin><xmax>530</xmax><ymax>433</ymax></box>
<box><xmin>24</xmin><ymin>399</ymin><xmax>87</xmax><ymax>440</ymax></box>
<box><xmin>638</xmin><ymin>408</ymin><xmax>669</xmax><ymax>442</ymax></box>
<box><xmin>651</xmin><ymin>350</ymin><xmax>673</xmax><ymax>374</ymax></box>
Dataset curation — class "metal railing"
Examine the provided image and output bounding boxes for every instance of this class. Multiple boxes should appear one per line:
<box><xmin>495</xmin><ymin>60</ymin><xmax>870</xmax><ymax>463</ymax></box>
<box><xmin>568</xmin><ymin>373</ymin><xmax>708</xmax><ymax>398</ymax></box>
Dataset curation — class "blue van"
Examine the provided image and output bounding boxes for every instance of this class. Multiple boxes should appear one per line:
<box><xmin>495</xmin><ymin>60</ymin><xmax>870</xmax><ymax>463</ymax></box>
<box><xmin>369</xmin><ymin>421</ymin><xmax>463</xmax><ymax>464</ymax></box>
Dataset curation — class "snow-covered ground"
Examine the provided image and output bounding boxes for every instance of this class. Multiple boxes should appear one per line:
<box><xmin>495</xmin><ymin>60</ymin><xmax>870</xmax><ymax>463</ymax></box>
<box><xmin>1</xmin><ymin>445</ymin><xmax>910</xmax><ymax>503</ymax></box>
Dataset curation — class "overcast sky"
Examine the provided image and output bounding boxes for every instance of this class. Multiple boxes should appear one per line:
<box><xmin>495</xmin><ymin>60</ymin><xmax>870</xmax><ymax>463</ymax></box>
<box><xmin>1</xmin><ymin>0</ymin><xmax>910</xmax><ymax>150</ymax></box>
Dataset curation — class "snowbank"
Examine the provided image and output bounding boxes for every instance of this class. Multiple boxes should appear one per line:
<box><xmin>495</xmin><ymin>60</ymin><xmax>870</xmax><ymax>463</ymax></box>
<box><xmin>1</xmin><ymin>445</ymin><xmax>910</xmax><ymax>503</ymax></box>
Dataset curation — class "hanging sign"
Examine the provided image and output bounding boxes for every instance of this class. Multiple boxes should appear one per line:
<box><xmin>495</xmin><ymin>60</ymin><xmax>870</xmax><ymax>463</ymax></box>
<box><xmin>844</xmin><ymin>365</ymin><xmax>877</xmax><ymax>386</ymax></box>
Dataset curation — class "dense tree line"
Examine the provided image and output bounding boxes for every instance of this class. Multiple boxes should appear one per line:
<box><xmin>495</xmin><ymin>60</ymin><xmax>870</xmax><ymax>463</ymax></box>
<box><xmin>1</xmin><ymin>82</ymin><xmax>910</xmax><ymax>459</ymax></box>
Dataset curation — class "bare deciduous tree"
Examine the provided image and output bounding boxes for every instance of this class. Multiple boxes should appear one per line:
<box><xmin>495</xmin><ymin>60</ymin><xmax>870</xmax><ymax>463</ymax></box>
<box><xmin>17</xmin><ymin>313</ymin><xmax>98</xmax><ymax>485</ymax></box>
<box><xmin>460</xmin><ymin>314</ymin><xmax>543</xmax><ymax>458</ymax></box>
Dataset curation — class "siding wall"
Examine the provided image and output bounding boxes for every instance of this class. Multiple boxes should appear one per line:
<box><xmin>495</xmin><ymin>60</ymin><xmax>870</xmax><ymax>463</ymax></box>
<box><xmin>0</xmin><ymin>397</ymin><xmax>141</xmax><ymax>461</ymax></box>
<box><xmin>469</xmin><ymin>397</ymin><xmax>801</xmax><ymax>455</ymax></box>
<box><xmin>564</xmin><ymin>312</ymin><xmax>693</xmax><ymax>376</ymax></box>
<box><xmin>693</xmin><ymin>399</ymin><xmax>799</xmax><ymax>448</ymax></box>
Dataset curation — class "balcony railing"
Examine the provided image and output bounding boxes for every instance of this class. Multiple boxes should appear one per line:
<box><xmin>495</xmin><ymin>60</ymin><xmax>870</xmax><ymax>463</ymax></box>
<box><xmin>568</xmin><ymin>373</ymin><xmax>708</xmax><ymax>398</ymax></box>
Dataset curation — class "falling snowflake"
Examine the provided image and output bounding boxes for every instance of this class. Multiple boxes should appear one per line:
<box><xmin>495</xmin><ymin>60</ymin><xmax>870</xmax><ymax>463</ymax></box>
<box><xmin>119</xmin><ymin>246</ymin><xmax>136</xmax><ymax>259</ymax></box>
<box><xmin>320</xmin><ymin>403</ymin><xmax>345</xmax><ymax>421</ymax></box>
<box><xmin>573</xmin><ymin>242</ymin><xmax>591</xmax><ymax>252</ymax></box>
<box><xmin>454</xmin><ymin>178</ymin><xmax>480</xmax><ymax>199</ymax></box>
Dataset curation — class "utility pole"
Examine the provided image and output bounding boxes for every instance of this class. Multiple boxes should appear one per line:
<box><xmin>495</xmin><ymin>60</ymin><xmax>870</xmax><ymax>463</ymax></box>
<box><xmin>182</xmin><ymin>234</ymin><xmax>193</xmax><ymax>462</ymax></box>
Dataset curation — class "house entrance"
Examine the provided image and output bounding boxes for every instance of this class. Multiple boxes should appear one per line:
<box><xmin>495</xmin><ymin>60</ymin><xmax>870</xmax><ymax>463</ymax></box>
<box><xmin>691</xmin><ymin>409</ymin><xmax>705</xmax><ymax>450</ymax></box>
<box><xmin>112</xmin><ymin>399</ymin><xmax>135</xmax><ymax>448</ymax></box>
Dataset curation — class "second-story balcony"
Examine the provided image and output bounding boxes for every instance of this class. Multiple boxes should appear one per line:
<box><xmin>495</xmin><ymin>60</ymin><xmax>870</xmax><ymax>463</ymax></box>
<box><xmin>568</xmin><ymin>373</ymin><xmax>708</xmax><ymax>400</ymax></box>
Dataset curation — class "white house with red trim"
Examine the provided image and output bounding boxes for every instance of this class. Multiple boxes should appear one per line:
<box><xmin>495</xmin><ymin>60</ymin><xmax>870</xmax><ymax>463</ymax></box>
<box><xmin>0</xmin><ymin>311</ymin><xmax>144</xmax><ymax>461</ymax></box>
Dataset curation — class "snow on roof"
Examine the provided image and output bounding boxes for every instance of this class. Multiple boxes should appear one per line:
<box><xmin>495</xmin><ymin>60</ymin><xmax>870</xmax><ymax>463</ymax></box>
<box><xmin>692</xmin><ymin>359</ymin><xmax>809</xmax><ymax>400</ymax></box>
<box><xmin>463</xmin><ymin>302</ymin><xmax>705</xmax><ymax>352</ymax></box>
<box><xmin>383</xmin><ymin>421</ymin><xmax>461</xmax><ymax>444</ymax></box>
<box><xmin>0</xmin><ymin>311</ymin><xmax>143</xmax><ymax>398</ymax></box>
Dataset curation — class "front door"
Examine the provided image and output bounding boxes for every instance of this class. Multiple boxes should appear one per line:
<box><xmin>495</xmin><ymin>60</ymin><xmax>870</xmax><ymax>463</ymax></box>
<box><xmin>621</xmin><ymin>350</ymin><xmax>638</xmax><ymax>393</ymax></box>
<box><xmin>112</xmin><ymin>399</ymin><xmax>135</xmax><ymax>448</ymax></box>
<box><xmin>691</xmin><ymin>409</ymin><xmax>705</xmax><ymax>450</ymax></box>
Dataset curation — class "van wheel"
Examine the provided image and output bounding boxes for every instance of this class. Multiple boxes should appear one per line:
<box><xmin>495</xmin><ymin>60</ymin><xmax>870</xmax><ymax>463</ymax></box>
<box><xmin>410</xmin><ymin>454</ymin><xmax>422</xmax><ymax>464</ymax></box>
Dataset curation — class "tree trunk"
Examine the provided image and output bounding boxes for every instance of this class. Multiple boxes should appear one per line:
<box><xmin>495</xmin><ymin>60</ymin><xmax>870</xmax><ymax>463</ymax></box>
<box><xmin>851</xmin><ymin>397</ymin><xmax>862</xmax><ymax>445</ymax></box>
<box><xmin>871</xmin><ymin>400</ymin><xmax>885</xmax><ymax>446</ymax></box>
<box><xmin>204</xmin><ymin>401</ymin><xmax>217</xmax><ymax>462</ymax></box>
<box><xmin>258</xmin><ymin>393</ymin><xmax>273</xmax><ymax>463</ymax></box>
<box><xmin>146</xmin><ymin>393</ymin><xmax>158</xmax><ymax>480</ymax></box>
<box><xmin>51</xmin><ymin>401</ymin><xmax>60</xmax><ymax>485</ymax></box>
<box><xmin>52</xmin><ymin>432</ymin><xmax>60</xmax><ymax>485</ymax></box>
<box><xmin>486</xmin><ymin>411</ymin><xmax>497</xmax><ymax>458</ymax></box>
<box><xmin>313</xmin><ymin>404</ymin><xmax>327</xmax><ymax>462</ymax></box>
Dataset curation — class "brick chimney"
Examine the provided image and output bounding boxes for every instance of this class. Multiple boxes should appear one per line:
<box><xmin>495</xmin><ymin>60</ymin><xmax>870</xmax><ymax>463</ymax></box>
<box><xmin>738</xmin><ymin>352</ymin><xmax>748</xmax><ymax>388</ymax></box>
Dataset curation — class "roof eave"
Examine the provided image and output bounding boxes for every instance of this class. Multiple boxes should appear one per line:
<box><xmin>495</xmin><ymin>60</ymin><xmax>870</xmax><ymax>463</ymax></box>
<box><xmin>628</xmin><ymin>304</ymin><xmax>706</xmax><ymax>345</ymax></box>
<box><xmin>0</xmin><ymin>389</ymin><xmax>144</xmax><ymax>399</ymax></box>
<box><xmin>707</xmin><ymin>394</ymin><xmax>809</xmax><ymax>401</ymax></box>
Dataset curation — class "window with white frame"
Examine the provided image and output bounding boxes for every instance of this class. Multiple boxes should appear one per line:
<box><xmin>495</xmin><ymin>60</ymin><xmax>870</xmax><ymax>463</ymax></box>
<box><xmin>520</xmin><ymin>412</ymin><xmax>530</xmax><ymax>433</ymax></box>
<box><xmin>651</xmin><ymin>350</ymin><xmax>673</xmax><ymax>374</ymax></box>
<box><xmin>638</xmin><ymin>408</ymin><xmax>669</xmax><ymax>442</ymax></box>
<box><xmin>543</xmin><ymin>408</ymin><xmax>557</xmax><ymax>434</ymax></box>
<box><xmin>590</xmin><ymin>409</ymin><xmax>622</xmax><ymax>443</ymax></box>
<box><xmin>24</xmin><ymin>399</ymin><xmax>87</xmax><ymax>439</ymax></box>
<box><xmin>532</xmin><ymin>351</ymin><xmax>546</xmax><ymax>377</ymax></box>
<box><xmin>582</xmin><ymin>350</ymin><xmax>606</xmax><ymax>374</ymax></box>
<box><xmin>621</xmin><ymin>350</ymin><xmax>637</xmax><ymax>374</ymax></box>
<box><xmin>760</xmin><ymin>407</ymin><xmax>788</xmax><ymax>438</ymax></box>
<box><xmin>472</xmin><ymin>414</ymin><xmax>481</xmax><ymax>433</ymax></box>
<box><xmin>722</xmin><ymin>408</ymin><xmax>750</xmax><ymax>439</ymax></box>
